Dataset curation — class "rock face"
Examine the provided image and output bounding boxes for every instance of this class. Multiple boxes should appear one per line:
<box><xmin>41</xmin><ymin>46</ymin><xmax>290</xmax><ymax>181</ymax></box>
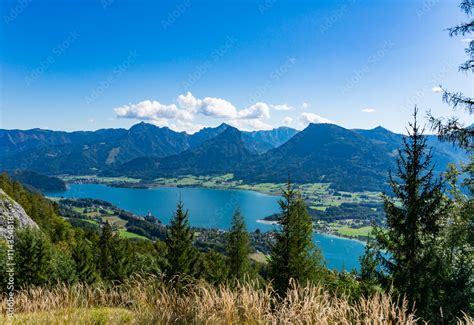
<box><xmin>0</xmin><ymin>189</ymin><xmax>38</xmax><ymax>239</ymax></box>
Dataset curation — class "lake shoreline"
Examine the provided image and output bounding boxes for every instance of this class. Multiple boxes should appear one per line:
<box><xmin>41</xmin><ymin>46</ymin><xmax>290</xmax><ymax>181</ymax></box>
<box><xmin>48</xmin><ymin>183</ymin><xmax>366</xmax><ymax>271</ymax></box>
<box><xmin>62</xmin><ymin>179</ymin><xmax>369</xmax><ymax>245</ymax></box>
<box><xmin>110</xmin><ymin>181</ymin><xmax>283</xmax><ymax>197</ymax></box>
<box><xmin>255</xmin><ymin>218</ymin><xmax>367</xmax><ymax>244</ymax></box>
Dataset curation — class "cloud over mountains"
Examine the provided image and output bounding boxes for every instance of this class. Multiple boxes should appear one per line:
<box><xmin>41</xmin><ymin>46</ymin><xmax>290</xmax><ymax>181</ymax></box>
<box><xmin>115</xmin><ymin>92</ymin><xmax>331</xmax><ymax>132</ymax></box>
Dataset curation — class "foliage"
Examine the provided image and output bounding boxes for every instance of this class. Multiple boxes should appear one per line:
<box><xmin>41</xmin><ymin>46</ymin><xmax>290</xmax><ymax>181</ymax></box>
<box><xmin>438</xmin><ymin>161</ymin><xmax>474</xmax><ymax>319</ymax></box>
<box><xmin>195</xmin><ymin>250</ymin><xmax>229</xmax><ymax>285</ymax></box>
<box><xmin>226</xmin><ymin>208</ymin><xmax>250</xmax><ymax>281</ymax></box>
<box><xmin>269</xmin><ymin>181</ymin><xmax>322</xmax><ymax>295</ymax></box>
<box><xmin>14</xmin><ymin>228</ymin><xmax>53</xmax><ymax>287</ymax></box>
<box><xmin>165</xmin><ymin>201</ymin><xmax>198</xmax><ymax>278</ymax></box>
<box><xmin>98</xmin><ymin>222</ymin><xmax>133</xmax><ymax>281</ymax></box>
<box><xmin>429</xmin><ymin>0</ymin><xmax>474</xmax><ymax>149</ymax></box>
<box><xmin>370</xmin><ymin>110</ymin><xmax>469</xmax><ymax>322</ymax></box>
<box><xmin>9</xmin><ymin>170</ymin><xmax>66</xmax><ymax>192</ymax></box>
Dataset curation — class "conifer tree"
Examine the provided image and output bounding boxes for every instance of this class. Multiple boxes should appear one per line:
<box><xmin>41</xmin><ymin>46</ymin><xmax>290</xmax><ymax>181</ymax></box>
<box><xmin>72</xmin><ymin>234</ymin><xmax>98</xmax><ymax>284</ymax></box>
<box><xmin>98</xmin><ymin>222</ymin><xmax>115</xmax><ymax>281</ymax></box>
<box><xmin>358</xmin><ymin>237</ymin><xmax>380</xmax><ymax>296</ymax></box>
<box><xmin>166</xmin><ymin>200</ymin><xmax>197</xmax><ymax>278</ymax></box>
<box><xmin>269</xmin><ymin>180</ymin><xmax>321</xmax><ymax>295</ymax></box>
<box><xmin>226</xmin><ymin>208</ymin><xmax>250</xmax><ymax>281</ymax></box>
<box><xmin>98</xmin><ymin>222</ymin><xmax>131</xmax><ymax>281</ymax></box>
<box><xmin>429</xmin><ymin>0</ymin><xmax>473</xmax><ymax>148</ymax></box>
<box><xmin>15</xmin><ymin>228</ymin><xmax>52</xmax><ymax>287</ymax></box>
<box><xmin>196</xmin><ymin>250</ymin><xmax>229</xmax><ymax>285</ymax></box>
<box><xmin>372</xmin><ymin>109</ymin><xmax>448</xmax><ymax>320</ymax></box>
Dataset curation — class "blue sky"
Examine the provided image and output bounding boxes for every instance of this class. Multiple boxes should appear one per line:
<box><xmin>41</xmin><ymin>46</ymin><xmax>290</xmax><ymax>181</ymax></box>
<box><xmin>1</xmin><ymin>0</ymin><xmax>471</xmax><ymax>133</ymax></box>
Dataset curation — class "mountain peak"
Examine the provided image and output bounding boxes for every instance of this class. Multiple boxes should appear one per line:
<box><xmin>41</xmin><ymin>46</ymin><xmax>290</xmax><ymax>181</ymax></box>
<box><xmin>372</xmin><ymin>125</ymin><xmax>390</xmax><ymax>132</ymax></box>
<box><xmin>305</xmin><ymin>122</ymin><xmax>343</xmax><ymax>132</ymax></box>
<box><xmin>129</xmin><ymin>122</ymin><xmax>156</xmax><ymax>131</ymax></box>
<box><xmin>217</xmin><ymin>122</ymin><xmax>231</xmax><ymax>129</ymax></box>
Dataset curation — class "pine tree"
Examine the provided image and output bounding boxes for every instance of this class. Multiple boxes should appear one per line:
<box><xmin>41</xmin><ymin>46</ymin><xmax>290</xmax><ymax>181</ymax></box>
<box><xmin>196</xmin><ymin>250</ymin><xmax>229</xmax><ymax>285</ymax></box>
<box><xmin>372</xmin><ymin>109</ymin><xmax>448</xmax><ymax>320</ymax></box>
<box><xmin>97</xmin><ymin>222</ymin><xmax>131</xmax><ymax>281</ymax></box>
<box><xmin>429</xmin><ymin>0</ymin><xmax>473</xmax><ymax>149</ymax></box>
<box><xmin>49</xmin><ymin>243</ymin><xmax>78</xmax><ymax>284</ymax></box>
<box><xmin>72</xmin><ymin>232</ymin><xmax>98</xmax><ymax>284</ymax></box>
<box><xmin>15</xmin><ymin>228</ymin><xmax>52</xmax><ymax>287</ymax></box>
<box><xmin>358</xmin><ymin>237</ymin><xmax>380</xmax><ymax>296</ymax></box>
<box><xmin>226</xmin><ymin>208</ymin><xmax>250</xmax><ymax>281</ymax></box>
<box><xmin>269</xmin><ymin>180</ymin><xmax>322</xmax><ymax>295</ymax></box>
<box><xmin>98</xmin><ymin>221</ymin><xmax>114</xmax><ymax>281</ymax></box>
<box><xmin>166</xmin><ymin>200</ymin><xmax>197</xmax><ymax>278</ymax></box>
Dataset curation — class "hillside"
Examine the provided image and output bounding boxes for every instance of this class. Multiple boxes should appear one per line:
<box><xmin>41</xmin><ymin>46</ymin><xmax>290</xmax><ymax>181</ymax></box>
<box><xmin>236</xmin><ymin>123</ymin><xmax>394</xmax><ymax>191</ymax></box>
<box><xmin>0</xmin><ymin>123</ymin><xmax>467</xmax><ymax>192</ymax></box>
<box><xmin>0</xmin><ymin>189</ymin><xmax>39</xmax><ymax>239</ymax></box>
<box><xmin>9</xmin><ymin>170</ymin><xmax>66</xmax><ymax>192</ymax></box>
<box><xmin>103</xmin><ymin>127</ymin><xmax>255</xmax><ymax>179</ymax></box>
<box><xmin>0</xmin><ymin>123</ymin><xmax>295</xmax><ymax>175</ymax></box>
<box><xmin>353</xmin><ymin>126</ymin><xmax>467</xmax><ymax>173</ymax></box>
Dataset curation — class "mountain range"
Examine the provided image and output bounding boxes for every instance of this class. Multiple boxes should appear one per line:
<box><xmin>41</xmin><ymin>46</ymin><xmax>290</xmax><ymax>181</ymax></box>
<box><xmin>0</xmin><ymin>122</ymin><xmax>467</xmax><ymax>191</ymax></box>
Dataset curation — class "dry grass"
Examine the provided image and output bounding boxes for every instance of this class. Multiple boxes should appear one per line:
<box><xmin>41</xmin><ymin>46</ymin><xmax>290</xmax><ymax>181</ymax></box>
<box><xmin>0</xmin><ymin>276</ymin><xmax>471</xmax><ymax>324</ymax></box>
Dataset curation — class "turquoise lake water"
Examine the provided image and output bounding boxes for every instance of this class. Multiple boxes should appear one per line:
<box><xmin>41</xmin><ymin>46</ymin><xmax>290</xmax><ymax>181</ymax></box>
<box><xmin>47</xmin><ymin>184</ymin><xmax>365</xmax><ymax>271</ymax></box>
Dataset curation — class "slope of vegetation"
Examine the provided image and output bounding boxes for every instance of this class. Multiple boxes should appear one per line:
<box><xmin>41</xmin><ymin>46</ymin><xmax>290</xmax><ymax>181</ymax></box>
<box><xmin>0</xmin><ymin>277</ymin><xmax>421</xmax><ymax>324</ymax></box>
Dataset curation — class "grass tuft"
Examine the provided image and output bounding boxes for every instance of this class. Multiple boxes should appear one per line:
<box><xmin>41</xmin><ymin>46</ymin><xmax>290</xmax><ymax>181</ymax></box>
<box><xmin>0</xmin><ymin>276</ymin><xmax>440</xmax><ymax>324</ymax></box>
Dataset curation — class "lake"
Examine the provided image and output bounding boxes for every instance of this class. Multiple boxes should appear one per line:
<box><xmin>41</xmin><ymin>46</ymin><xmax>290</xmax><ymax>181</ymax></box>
<box><xmin>47</xmin><ymin>183</ymin><xmax>365</xmax><ymax>271</ymax></box>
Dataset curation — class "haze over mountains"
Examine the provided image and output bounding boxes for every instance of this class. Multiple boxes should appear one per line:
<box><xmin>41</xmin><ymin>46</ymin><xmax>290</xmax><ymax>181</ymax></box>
<box><xmin>0</xmin><ymin>122</ymin><xmax>466</xmax><ymax>191</ymax></box>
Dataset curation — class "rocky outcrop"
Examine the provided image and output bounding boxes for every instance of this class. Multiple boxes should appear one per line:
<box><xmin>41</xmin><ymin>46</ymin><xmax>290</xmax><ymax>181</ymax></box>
<box><xmin>0</xmin><ymin>189</ymin><xmax>38</xmax><ymax>239</ymax></box>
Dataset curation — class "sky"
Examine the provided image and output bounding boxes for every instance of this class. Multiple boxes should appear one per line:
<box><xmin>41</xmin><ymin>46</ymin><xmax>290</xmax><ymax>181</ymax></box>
<box><xmin>0</xmin><ymin>0</ymin><xmax>472</xmax><ymax>133</ymax></box>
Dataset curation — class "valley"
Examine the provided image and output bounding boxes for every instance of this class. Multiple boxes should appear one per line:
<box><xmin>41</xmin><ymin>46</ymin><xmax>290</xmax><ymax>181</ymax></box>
<box><xmin>56</xmin><ymin>173</ymin><xmax>381</xmax><ymax>241</ymax></box>
<box><xmin>47</xmin><ymin>182</ymin><xmax>366</xmax><ymax>271</ymax></box>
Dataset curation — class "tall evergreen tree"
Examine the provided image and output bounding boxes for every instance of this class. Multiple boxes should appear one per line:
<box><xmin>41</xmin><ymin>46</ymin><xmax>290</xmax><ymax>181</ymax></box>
<box><xmin>226</xmin><ymin>208</ymin><xmax>250</xmax><ymax>281</ymax></box>
<box><xmin>372</xmin><ymin>109</ymin><xmax>448</xmax><ymax>320</ymax></box>
<box><xmin>166</xmin><ymin>200</ymin><xmax>197</xmax><ymax>278</ymax></box>
<box><xmin>98</xmin><ymin>222</ymin><xmax>115</xmax><ymax>281</ymax></box>
<box><xmin>358</xmin><ymin>237</ymin><xmax>381</xmax><ymax>296</ymax></box>
<box><xmin>97</xmin><ymin>222</ymin><xmax>132</xmax><ymax>281</ymax></box>
<box><xmin>72</xmin><ymin>233</ymin><xmax>98</xmax><ymax>284</ymax></box>
<box><xmin>269</xmin><ymin>180</ymin><xmax>321</xmax><ymax>295</ymax></box>
<box><xmin>14</xmin><ymin>228</ymin><xmax>52</xmax><ymax>287</ymax></box>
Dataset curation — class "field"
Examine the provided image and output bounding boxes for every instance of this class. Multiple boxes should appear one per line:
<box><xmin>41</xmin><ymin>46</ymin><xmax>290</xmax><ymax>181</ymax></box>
<box><xmin>61</xmin><ymin>203</ymin><xmax>149</xmax><ymax>240</ymax></box>
<box><xmin>61</xmin><ymin>175</ymin><xmax>142</xmax><ymax>184</ymax></box>
<box><xmin>331</xmin><ymin>224</ymin><xmax>373</xmax><ymax>238</ymax></box>
<box><xmin>118</xmin><ymin>229</ymin><xmax>148</xmax><ymax>240</ymax></box>
<box><xmin>0</xmin><ymin>277</ymin><xmax>419</xmax><ymax>324</ymax></box>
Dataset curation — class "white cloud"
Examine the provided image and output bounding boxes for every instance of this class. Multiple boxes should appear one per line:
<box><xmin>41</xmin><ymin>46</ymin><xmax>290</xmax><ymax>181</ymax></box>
<box><xmin>200</xmin><ymin>97</ymin><xmax>237</xmax><ymax>118</ymax></box>
<box><xmin>282</xmin><ymin>116</ymin><xmax>293</xmax><ymax>125</ymax></box>
<box><xmin>461</xmin><ymin>38</ymin><xmax>473</xmax><ymax>43</ymax></box>
<box><xmin>177</xmin><ymin>91</ymin><xmax>202</xmax><ymax>113</ymax></box>
<box><xmin>238</xmin><ymin>102</ymin><xmax>270</xmax><ymax>119</ymax></box>
<box><xmin>228</xmin><ymin>119</ymin><xmax>273</xmax><ymax>131</ymax></box>
<box><xmin>299</xmin><ymin>112</ymin><xmax>333</xmax><ymax>128</ymax></box>
<box><xmin>114</xmin><ymin>100</ymin><xmax>194</xmax><ymax>122</ymax></box>
<box><xmin>169</xmin><ymin>121</ymin><xmax>205</xmax><ymax>134</ymax></box>
<box><xmin>432</xmin><ymin>86</ymin><xmax>443</xmax><ymax>93</ymax></box>
<box><xmin>149</xmin><ymin>119</ymin><xmax>170</xmax><ymax>128</ymax></box>
<box><xmin>115</xmin><ymin>92</ymin><xmax>281</xmax><ymax>132</ymax></box>
<box><xmin>302</xmin><ymin>102</ymin><xmax>309</xmax><ymax>109</ymax></box>
<box><xmin>361</xmin><ymin>108</ymin><xmax>376</xmax><ymax>113</ymax></box>
<box><xmin>270</xmin><ymin>104</ymin><xmax>292</xmax><ymax>111</ymax></box>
